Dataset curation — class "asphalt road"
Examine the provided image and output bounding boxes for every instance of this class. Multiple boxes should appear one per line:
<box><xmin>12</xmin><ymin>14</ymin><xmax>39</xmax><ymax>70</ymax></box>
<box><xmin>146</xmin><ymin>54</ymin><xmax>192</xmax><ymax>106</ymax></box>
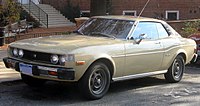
<box><xmin>0</xmin><ymin>65</ymin><xmax>200</xmax><ymax>106</ymax></box>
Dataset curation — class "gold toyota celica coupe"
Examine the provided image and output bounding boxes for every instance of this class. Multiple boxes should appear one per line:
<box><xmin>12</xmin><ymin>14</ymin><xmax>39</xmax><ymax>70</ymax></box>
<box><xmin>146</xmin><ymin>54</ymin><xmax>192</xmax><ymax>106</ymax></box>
<box><xmin>3</xmin><ymin>16</ymin><xmax>197</xmax><ymax>100</ymax></box>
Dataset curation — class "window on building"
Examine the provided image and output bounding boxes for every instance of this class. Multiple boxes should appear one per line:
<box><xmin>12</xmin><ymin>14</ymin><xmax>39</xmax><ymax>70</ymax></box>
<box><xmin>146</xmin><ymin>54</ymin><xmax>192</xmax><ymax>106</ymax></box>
<box><xmin>123</xmin><ymin>10</ymin><xmax>137</xmax><ymax>17</ymax></box>
<box><xmin>81</xmin><ymin>10</ymin><xmax>90</xmax><ymax>17</ymax></box>
<box><xmin>166</xmin><ymin>11</ymin><xmax>179</xmax><ymax>20</ymax></box>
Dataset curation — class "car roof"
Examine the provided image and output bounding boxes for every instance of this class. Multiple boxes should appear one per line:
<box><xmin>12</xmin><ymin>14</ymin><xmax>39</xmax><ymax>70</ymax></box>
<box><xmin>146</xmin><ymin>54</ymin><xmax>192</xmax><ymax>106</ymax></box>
<box><xmin>92</xmin><ymin>15</ymin><xmax>163</xmax><ymax>22</ymax></box>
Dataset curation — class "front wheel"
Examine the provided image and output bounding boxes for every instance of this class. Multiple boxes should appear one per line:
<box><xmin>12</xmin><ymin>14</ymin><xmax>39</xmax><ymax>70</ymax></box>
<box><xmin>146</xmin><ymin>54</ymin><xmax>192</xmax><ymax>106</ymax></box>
<box><xmin>164</xmin><ymin>55</ymin><xmax>185</xmax><ymax>83</ymax></box>
<box><xmin>78</xmin><ymin>62</ymin><xmax>111</xmax><ymax>100</ymax></box>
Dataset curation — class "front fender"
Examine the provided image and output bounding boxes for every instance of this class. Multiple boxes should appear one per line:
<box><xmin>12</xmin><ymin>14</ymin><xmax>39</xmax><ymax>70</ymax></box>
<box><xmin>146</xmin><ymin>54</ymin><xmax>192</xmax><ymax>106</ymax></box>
<box><xmin>74</xmin><ymin>53</ymin><xmax>116</xmax><ymax>81</ymax></box>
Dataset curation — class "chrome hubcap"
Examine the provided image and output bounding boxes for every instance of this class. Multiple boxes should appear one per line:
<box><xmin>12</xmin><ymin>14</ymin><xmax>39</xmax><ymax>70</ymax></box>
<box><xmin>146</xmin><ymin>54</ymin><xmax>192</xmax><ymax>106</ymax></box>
<box><xmin>93</xmin><ymin>73</ymin><xmax>102</xmax><ymax>89</ymax></box>
<box><xmin>173</xmin><ymin>59</ymin><xmax>183</xmax><ymax>78</ymax></box>
<box><xmin>89</xmin><ymin>68</ymin><xmax>107</xmax><ymax>95</ymax></box>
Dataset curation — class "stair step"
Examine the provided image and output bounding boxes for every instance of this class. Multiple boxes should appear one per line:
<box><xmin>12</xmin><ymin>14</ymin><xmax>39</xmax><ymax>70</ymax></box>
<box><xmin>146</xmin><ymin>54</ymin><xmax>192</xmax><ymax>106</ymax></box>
<box><xmin>21</xmin><ymin>3</ymin><xmax>74</xmax><ymax>28</ymax></box>
<box><xmin>48</xmin><ymin>16</ymin><xmax>66</xmax><ymax>19</ymax></box>
<box><xmin>48</xmin><ymin>22</ymin><xmax>74</xmax><ymax>25</ymax></box>
<box><xmin>48</xmin><ymin>20</ymin><xmax>72</xmax><ymax>23</ymax></box>
<box><xmin>48</xmin><ymin>22</ymin><xmax>72</xmax><ymax>25</ymax></box>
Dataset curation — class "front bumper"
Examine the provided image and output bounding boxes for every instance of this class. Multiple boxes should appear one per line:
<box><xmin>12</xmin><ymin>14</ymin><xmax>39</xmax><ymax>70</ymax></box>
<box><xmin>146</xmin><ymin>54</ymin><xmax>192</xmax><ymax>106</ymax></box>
<box><xmin>3</xmin><ymin>57</ymin><xmax>75</xmax><ymax>81</ymax></box>
<box><xmin>191</xmin><ymin>53</ymin><xmax>198</xmax><ymax>63</ymax></box>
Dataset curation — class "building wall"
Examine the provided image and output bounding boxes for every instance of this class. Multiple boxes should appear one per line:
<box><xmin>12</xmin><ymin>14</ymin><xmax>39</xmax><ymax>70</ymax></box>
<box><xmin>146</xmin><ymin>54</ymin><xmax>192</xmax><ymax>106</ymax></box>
<box><xmin>40</xmin><ymin>0</ymin><xmax>90</xmax><ymax>11</ymax></box>
<box><xmin>112</xmin><ymin>0</ymin><xmax>200</xmax><ymax>20</ymax></box>
<box><xmin>41</xmin><ymin>0</ymin><xmax>200</xmax><ymax>20</ymax></box>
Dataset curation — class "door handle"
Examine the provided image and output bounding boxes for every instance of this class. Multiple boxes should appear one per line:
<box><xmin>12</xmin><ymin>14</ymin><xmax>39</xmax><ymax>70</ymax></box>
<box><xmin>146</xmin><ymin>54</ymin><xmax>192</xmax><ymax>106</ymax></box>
<box><xmin>155</xmin><ymin>42</ymin><xmax>161</xmax><ymax>44</ymax></box>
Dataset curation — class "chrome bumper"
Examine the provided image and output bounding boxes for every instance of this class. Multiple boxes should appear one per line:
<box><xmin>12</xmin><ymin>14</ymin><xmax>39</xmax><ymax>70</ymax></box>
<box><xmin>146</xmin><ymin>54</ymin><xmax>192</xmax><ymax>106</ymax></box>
<box><xmin>3</xmin><ymin>57</ymin><xmax>75</xmax><ymax>81</ymax></box>
<box><xmin>192</xmin><ymin>54</ymin><xmax>198</xmax><ymax>63</ymax></box>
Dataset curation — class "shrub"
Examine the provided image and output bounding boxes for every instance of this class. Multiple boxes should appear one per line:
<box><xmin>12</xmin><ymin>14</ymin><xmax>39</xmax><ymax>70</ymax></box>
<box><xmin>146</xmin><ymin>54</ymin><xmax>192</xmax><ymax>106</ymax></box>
<box><xmin>181</xmin><ymin>21</ymin><xmax>200</xmax><ymax>37</ymax></box>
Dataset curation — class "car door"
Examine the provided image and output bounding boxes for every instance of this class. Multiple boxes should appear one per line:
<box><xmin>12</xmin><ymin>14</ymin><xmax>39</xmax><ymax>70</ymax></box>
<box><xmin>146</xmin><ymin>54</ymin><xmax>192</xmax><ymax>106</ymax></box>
<box><xmin>124</xmin><ymin>21</ymin><xmax>164</xmax><ymax>76</ymax></box>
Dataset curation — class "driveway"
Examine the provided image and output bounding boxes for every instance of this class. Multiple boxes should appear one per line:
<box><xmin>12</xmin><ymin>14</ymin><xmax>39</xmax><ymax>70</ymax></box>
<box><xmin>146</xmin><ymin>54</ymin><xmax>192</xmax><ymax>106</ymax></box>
<box><xmin>0</xmin><ymin>65</ymin><xmax>199</xmax><ymax>106</ymax></box>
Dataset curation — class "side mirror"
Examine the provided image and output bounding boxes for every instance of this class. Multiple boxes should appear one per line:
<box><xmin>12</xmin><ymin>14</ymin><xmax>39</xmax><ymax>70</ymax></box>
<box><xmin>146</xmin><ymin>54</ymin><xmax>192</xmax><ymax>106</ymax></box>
<box><xmin>139</xmin><ymin>33</ymin><xmax>147</xmax><ymax>39</ymax></box>
<box><xmin>136</xmin><ymin>34</ymin><xmax>147</xmax><ymax>44</ymax></box>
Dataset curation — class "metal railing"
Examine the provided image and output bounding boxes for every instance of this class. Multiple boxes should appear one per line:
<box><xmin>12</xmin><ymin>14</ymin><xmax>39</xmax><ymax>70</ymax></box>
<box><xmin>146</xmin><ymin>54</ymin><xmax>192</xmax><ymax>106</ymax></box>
<box><xmin>18</xmin><ymin>0</ymin><xmax>48</xmax><ymax>28</ymax></box>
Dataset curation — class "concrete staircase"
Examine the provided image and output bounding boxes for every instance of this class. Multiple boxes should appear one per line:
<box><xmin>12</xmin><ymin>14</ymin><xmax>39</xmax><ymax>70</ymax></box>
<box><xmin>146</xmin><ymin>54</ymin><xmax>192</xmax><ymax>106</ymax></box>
<box><xmin>21</xmin><ymin>3</ymin><xmax>75</xmax><ymax>28</ymax></box>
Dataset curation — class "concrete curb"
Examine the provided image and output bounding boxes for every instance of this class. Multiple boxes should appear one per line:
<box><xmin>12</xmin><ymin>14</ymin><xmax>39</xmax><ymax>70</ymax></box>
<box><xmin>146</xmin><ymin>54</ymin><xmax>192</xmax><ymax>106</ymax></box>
<box><xmin>0</xmin><ymin>70</ymin><xmax>21</xmax><ymax>83</ymax></box>
<box><xmin>0</xmin><ymin>79</ymin><xmax>22</xmax><ymax>84</ymax></box>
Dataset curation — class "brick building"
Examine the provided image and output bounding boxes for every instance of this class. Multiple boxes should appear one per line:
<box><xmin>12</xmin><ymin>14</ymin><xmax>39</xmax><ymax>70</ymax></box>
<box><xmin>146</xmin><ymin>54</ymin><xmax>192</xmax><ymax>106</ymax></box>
<box><xmin>41</xmin><ymin>0</ymin><xmax>200</xmax><ymax>20</ymax></box>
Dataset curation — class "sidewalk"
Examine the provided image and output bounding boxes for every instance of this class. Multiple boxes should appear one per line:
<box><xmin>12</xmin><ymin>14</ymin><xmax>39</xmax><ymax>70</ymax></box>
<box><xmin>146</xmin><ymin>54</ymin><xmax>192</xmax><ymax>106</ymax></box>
<box><xmin>0</xmin><ymin>46</ymin><xmax>21</xmax><ymax>83</ymax></box>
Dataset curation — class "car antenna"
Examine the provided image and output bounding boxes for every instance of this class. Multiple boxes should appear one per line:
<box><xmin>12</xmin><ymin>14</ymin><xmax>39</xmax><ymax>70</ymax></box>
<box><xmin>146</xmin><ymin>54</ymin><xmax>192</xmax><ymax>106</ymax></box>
<box><xmin>137</xmin><ymin>0</ymin><xmax>151</xmax><ymax>18</ymax></box>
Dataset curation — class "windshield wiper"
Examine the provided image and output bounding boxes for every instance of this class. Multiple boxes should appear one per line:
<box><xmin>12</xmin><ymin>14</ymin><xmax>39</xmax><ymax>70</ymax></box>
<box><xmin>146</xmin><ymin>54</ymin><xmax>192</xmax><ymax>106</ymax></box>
<box><xmin>74</xmin><ymin>30</ymin><xmax>84</xmax><ymax>35</ymax></box>
<box><xmin>90</xmin><ymin>32</ymin><xmax>116</xmax><ymax>39</ymax></box>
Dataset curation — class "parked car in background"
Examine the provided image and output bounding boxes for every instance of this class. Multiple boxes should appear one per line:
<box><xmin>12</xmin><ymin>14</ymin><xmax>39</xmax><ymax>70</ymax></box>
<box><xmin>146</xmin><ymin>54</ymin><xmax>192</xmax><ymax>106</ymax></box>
<box><xmin>188</xmin><ymin>33</ymin><xmax>200</xmax><ymax>59</ymax></box>
<box><xmin>3</xmin><ymin>16</ymin><xmax>197</xmax><ymax>100</ymax></box>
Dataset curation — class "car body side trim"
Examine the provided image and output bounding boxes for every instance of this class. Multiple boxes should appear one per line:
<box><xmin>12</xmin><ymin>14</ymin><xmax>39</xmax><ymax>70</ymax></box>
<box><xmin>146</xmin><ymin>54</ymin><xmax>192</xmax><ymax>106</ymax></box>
<box><xmin>111</xmin><ymin>45</ymin><xmax>182</xmax><ymax>58</ymax></box>
<box><xmin>126</xmin><ymin>50</ymin><xmax>164</xmax><ymax>57</ymax></box>
<box><xmin>112</xmin><ymin>70</ymin><xmax>168</xmax><ymax>82</ymax></box>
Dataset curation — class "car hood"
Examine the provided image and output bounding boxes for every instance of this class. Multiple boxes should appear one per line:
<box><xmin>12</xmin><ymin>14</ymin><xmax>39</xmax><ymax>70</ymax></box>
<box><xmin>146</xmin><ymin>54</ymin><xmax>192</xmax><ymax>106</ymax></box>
<box><xmin>9</xmin><ymin>34</ymin><xmax>123</xmax><ymax>54</ymax></box>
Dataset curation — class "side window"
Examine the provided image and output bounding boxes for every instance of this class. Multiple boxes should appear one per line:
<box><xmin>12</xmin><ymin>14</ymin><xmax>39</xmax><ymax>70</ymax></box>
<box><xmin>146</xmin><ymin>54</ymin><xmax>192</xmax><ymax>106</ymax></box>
<box><xmin>132</xmin><ymin>22</ymin><xmax>159</xmax><ymax>40</ymax></box>
<box><xmin>156</xmin><ymin>23</ymin><xmax>169</xmax><ymax>38</ymax></box>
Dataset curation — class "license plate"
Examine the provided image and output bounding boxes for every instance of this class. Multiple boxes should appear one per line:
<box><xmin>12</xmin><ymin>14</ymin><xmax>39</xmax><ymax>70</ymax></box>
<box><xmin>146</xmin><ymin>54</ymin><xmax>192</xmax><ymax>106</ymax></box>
<box><xmin>19</xmin><ymin>63</ymin><xmax>33</xmax><ymax>75</ymax></box>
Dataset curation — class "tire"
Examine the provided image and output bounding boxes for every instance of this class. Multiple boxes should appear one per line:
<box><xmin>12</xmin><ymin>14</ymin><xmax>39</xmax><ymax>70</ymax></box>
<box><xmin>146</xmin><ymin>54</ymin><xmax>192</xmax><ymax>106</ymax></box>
<box><xmin>78</xmin><ymin>62</ymin><xmax>111</xmax><ymax>100</ymax></box>
<box><xmin>21</xmin><ymin>73</ymin><xmax>46</xmax><ymax>87</ymax></box>
<box><xmin>164</xmin><ymin>55</ymin><xmax>185</xmax><ymax>83</ymax></box>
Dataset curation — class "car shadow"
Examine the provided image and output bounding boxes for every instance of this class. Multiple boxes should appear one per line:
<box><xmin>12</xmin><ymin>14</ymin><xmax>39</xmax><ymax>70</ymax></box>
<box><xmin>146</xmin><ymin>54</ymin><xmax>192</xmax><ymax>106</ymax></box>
<box><xmin>2</xmin><ymin>72</ymin><xmax>198</xmax><ymax>105</ymax></box>
<box><xmin>109</xmin><ymin>76</ymin><xmax>166</xmax><ymax>94</ymax></box>
<box><xmin>185</xmin><ymin>64</ymin><xmax>200</xmax><ymax>74</ymax></box>
<box><xmin>18</xmin><ymin>75</ymin><xmax>167</xmax><ymax>102</ymax></box>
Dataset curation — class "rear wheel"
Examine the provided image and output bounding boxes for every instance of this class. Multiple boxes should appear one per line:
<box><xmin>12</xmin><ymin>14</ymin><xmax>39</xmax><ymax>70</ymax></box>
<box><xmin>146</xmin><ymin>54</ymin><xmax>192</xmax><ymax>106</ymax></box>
<box><xmin>21</xmin><ymin>73</ymin><xmax>46</xmax><ymax>87</ymax></box>
<box><xmin>164</xmin><ymin>55</ymin><xmax>185</xmax><ymax>83</ymax></box>
<box><xmin>78</xmin><ymin>62</ymin><xmax>111</xmax><ymax>100</ymax></box>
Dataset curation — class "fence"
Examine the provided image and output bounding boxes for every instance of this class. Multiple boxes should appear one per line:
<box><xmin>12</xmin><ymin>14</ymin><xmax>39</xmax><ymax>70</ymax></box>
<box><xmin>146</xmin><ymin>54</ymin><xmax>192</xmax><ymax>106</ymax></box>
<box><xmin>4</xmin><ymin>32</ymin><xmax>71</xmax><ymax>44</ymax></box>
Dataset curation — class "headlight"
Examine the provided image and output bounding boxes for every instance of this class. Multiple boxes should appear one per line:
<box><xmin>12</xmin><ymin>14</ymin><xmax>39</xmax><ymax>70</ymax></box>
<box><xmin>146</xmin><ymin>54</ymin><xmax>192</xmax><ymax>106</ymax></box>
<box><xmin>50</xmin><ymin>55</ymin><xmax>59</xmax><ymax>64</ymax></box>
<box><xmin>18</xmin><ymin>49</ymin><xmax>24</xmax><ymax>58</ymax></box>
<box><xmin>59</xmin><ymin>55</ymin><xmax>66</xmax><ymax>65</ymax></box>
<box><xmin>66</xmin><ymin>54</ymin><xmax>75</xmax><ymax>62</ymax></box>
<box><xmin>13</xmin><ymin>48</ymin><xmax>18</xmax><ymax>57</ymax></box>
<box><xmin>51</xmin><ymin>54</ymin><xmax>75</xmax><ymax>65</ymax></box>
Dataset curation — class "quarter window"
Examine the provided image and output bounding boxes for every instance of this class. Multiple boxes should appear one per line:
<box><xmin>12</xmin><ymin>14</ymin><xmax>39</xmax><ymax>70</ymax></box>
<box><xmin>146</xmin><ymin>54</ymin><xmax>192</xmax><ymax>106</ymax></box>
<box><xmin>156</xmin><ymin>23</ymin><xmax>169</xmax><ymax>38</ymax></box>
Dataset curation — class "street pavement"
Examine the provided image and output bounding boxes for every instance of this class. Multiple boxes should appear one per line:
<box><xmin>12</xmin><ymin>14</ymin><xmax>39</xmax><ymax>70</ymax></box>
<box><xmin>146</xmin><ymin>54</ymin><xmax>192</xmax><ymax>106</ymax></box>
<box><xmin>0</xmin><ymin>45</ymin><xmax>21</xmax><ymax>83</ymax></box>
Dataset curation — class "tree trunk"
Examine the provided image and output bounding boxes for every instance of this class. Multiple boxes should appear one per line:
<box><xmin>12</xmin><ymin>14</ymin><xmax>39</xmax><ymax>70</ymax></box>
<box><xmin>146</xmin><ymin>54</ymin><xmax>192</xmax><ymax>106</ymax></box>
<box><xmin>90</xmin><ymin>0</ymin><xmax>106</xmax><ymax>16</ymax></box>
<box><xmin>0</xmin><ymin>27</ymin><xmax>5</xmax><ymax>46</ymax></box>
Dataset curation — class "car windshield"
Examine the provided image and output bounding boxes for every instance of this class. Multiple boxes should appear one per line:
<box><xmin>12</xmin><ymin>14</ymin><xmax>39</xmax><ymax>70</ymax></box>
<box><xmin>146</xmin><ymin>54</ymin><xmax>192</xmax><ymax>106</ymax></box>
<box><xmin>78</xmin><ymin>18</ymin><xmax>134</xmax><ymax>39</ymax></box>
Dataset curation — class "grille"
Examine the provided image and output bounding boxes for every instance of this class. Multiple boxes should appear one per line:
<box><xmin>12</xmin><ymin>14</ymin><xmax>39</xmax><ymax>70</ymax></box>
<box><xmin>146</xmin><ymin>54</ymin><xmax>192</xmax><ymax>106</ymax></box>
<box><xmin>22</xmin><ymin>50</ymin><xmax>52</xmax><ymax>64</ymax></box>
